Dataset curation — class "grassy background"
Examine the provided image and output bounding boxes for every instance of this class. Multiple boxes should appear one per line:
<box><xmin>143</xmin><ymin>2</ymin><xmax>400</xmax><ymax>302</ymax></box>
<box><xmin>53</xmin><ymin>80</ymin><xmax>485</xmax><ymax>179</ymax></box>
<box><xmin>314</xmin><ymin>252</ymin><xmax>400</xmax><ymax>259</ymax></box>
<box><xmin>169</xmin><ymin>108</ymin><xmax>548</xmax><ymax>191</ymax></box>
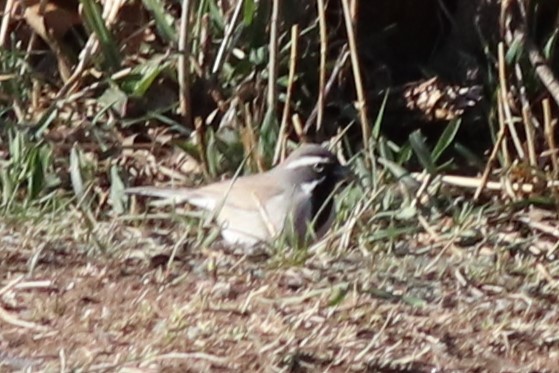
<box><xmin>1</xmin><ymin>0</ymin><xmax>559</xmax><ymax>371</ymax></box>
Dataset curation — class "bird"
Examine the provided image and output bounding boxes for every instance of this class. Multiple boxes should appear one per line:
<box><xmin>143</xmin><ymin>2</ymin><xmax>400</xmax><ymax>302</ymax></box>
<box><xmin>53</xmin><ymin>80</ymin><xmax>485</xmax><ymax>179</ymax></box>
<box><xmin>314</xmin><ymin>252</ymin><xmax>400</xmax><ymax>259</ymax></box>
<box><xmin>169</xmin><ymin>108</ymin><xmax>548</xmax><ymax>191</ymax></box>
<box><xmin>125</xmin><ymin>143</ymin><xmax>351</xmax><ymax>246</ymax></box>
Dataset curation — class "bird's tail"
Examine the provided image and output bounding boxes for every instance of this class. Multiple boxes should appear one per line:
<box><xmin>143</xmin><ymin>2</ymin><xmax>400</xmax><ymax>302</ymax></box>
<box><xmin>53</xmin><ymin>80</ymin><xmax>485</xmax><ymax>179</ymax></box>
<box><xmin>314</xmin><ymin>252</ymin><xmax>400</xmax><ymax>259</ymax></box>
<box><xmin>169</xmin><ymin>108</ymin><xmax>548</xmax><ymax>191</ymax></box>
<box><xmin>125</xmin><ymin>186</ymin><xmax>193</xmax><ymax>205</ymax></box>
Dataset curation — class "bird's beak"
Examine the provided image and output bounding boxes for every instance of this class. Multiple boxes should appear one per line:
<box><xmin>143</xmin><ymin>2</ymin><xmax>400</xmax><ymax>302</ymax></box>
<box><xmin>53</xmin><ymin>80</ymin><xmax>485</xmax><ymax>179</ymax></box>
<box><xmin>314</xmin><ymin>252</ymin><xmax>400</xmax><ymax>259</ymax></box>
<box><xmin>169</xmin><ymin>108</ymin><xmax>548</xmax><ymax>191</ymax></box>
<box><xmin>335</xmin><ymin>164</ymin><xmax>354</xmax><ymax>182</ymax></box>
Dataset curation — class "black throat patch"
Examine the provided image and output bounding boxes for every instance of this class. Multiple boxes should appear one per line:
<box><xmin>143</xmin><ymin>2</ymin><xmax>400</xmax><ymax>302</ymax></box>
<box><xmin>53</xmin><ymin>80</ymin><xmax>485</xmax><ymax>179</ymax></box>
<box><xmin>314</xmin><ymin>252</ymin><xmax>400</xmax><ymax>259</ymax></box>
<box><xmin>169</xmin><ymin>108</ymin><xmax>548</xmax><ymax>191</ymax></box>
<box><xmin>310</xmin><ymin>175</ymin><xmax>337</xmax><ymax>233</ymax></box>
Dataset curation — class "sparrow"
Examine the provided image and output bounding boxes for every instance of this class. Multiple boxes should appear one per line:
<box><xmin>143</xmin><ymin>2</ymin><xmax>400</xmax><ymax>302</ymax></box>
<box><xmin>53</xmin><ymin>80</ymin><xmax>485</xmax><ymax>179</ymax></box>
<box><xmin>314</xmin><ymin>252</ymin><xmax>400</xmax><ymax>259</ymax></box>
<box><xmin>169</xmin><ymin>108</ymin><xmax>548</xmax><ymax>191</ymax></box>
<box><xmin>126</xmin><ymin>143</ymin><xmax>351</xmax><ymax>246</ymax></box>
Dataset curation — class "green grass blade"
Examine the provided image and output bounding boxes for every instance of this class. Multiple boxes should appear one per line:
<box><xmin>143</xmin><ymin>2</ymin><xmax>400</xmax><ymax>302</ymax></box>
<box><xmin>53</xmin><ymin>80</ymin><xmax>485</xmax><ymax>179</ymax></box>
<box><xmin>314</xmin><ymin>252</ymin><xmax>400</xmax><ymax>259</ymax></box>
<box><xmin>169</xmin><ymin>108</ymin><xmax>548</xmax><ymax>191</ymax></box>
<box><xmin>80</xmin><ymin>0</ymin><xmax>121</xmax><ymax>70</ymax></box>
<box><xmin>372</xmin><ymin>90</ymin><xmax>389</xmax><ymax>140</ymax></box>
<box><xmin>409</xmin><ymin>130</ymin><xmax>437</xmax><ymax>174</ymax></box>
<box><xmin>432</xmin><ymin>118</ymin><xmax>461</xmax><ymax>162</ymax></box>
<box><xmin>142</xmin><ymin>0</ymin><xmax>178</xmax><ymax>43</ymax></box>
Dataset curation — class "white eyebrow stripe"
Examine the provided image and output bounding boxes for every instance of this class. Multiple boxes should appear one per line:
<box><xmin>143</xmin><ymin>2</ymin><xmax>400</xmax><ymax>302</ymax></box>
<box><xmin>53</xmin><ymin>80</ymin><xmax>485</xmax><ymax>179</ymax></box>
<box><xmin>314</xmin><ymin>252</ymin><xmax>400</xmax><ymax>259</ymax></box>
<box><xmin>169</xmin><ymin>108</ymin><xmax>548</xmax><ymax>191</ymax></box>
<box><xmin>285</xmin><ymin>156</ymin><xmax>331</xmax><ymax>169</ymax></box>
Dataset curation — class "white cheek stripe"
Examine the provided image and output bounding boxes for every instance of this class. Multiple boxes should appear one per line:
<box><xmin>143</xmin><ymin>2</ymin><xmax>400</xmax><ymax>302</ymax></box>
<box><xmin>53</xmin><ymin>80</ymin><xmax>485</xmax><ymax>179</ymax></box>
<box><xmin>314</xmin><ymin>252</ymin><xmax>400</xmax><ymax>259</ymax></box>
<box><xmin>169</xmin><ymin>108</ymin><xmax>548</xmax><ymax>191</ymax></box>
<box><xmin>301</xmin><ymin>176</ymin><xmax>326</xmax><ymax>195</ymax></box>
<box><xmin>285</xmin><ymin>156</ymin><xmax>331</xmax><ymax>169</ymax></box>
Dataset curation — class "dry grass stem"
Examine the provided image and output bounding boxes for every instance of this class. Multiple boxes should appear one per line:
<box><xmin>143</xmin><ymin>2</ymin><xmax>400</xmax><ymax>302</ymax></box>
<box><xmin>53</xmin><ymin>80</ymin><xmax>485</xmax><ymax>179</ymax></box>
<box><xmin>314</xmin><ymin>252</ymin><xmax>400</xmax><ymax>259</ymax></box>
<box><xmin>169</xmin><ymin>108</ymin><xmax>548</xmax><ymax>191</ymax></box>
<box><xmin>274</xmin><ymin>24</ymin><xmax>299</xmax><ymax>164</ymax></box>
<box><xmin>178</xmin><ymin>0</ymin><xmax>193</xmax><ymax>128</ymax></box>
<box><xmin>0</xmin><ymin>306</ymin><xmax>49</xmax><ymax>331</ymax></box>
<box><xmin>304</xmin><ymin>47</ymin><xmax>349</xmax><ymax>132</ymax></box>
<box><xmin>316</xmin><ymin>0</ymin><xmax>327</xmax><ymax>131</ymax></box>
<box><xmin>498</xmin><ymin>42</ymin><xmax>524</xmax><ymax>160</ymax></box>
<box><xmin>267</xmin><ymin>0</ymin><xmax>279</xmax><ymax>117</ymax></box>
<box><xmin>522</xmin><ymin>104</ymin><xmax>537</xmax><ymax>168</ymax></box>
<box><xmin>517</xmin><ymin>217</ymin><xmax>559</xmax><ymax>239</ymax></box>
<box><xmin>519</xmin><ymin>29</ymin><xmax>559</xmax><ymax>107</ymax></box>
<box><xmin>292</xmin><ymin>113</ymin><xmax>306</xmax><ymax>142</ymax></box>
<box><xmin>211</xmin><ymin>0</ymin><xmax>243</xmax><ymax>75</ymax></box>
<box><xmin>415</xmin><ymin>173</ymin><xmax>559</xmax><ymax>193</ymax></box>
<box><xmin>474</xmin><ymin>85</ymin><xmax>508</xmax><ymax>200</ymax></box>
<box><xmin>3</xmin><ymin>1</ymin><xmax>559</xmax><ymax>371</ymax></box>
<box><xmin>543</xmin><ymin>99</ymin><xmax>558</xmax><ymax>177</ymax></box>
<box><xmin>0</xmin><ymin>0</ymin><xmax>15</xmax><ymax>47</ymax></box>
<box><xmin>251</xmin><ymin>192</ymin><xmax>277</xmax><ymax>238</ymax></box>
<box><xmin>341</xmin><ymin>0</ymin><xmax>370</xmax><ymax>158</ymax></box>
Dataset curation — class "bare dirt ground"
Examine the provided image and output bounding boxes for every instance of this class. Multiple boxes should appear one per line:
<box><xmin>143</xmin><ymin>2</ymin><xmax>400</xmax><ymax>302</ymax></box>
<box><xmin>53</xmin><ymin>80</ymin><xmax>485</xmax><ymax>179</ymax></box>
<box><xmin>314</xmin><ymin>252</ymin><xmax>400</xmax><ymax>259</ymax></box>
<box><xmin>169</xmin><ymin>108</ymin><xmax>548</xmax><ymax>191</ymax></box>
<box><xmin>1</xmin><ymin>217</ymin><xmax>559</xmax><ymax>372</ymax></box>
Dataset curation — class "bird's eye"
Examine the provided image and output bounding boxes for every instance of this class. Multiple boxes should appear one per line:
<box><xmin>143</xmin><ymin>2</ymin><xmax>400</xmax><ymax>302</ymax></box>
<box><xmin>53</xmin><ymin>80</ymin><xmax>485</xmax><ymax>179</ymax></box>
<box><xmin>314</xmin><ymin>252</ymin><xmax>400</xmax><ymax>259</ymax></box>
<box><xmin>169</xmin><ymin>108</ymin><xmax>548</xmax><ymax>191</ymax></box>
<box><xmin>313</xmin><ymin>163</ymin><xmax>325</xmax><ymax>173</ymax></box>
